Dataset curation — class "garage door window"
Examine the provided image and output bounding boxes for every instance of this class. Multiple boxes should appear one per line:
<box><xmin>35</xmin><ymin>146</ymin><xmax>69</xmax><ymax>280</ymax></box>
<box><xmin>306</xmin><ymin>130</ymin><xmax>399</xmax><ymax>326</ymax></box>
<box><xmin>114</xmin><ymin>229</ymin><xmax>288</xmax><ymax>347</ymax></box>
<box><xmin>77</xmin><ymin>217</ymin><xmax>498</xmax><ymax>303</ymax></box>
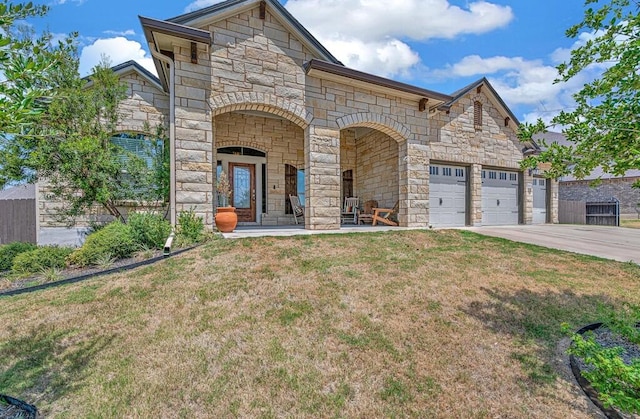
<box><xmin>510</xmin><ymin>173</ymin><xmax>517</xmax><ymax>181</ymax></box>
<box><xmin>455</xmin><ymin>168</ymin><xmax>464</xmax><ymax>177</ymax></box>
<box><xmin>489</xmin><ymin>171</ymin><xmax>496</xmax><ymax>179</ymax></box>
<box><xmin>443</xmin><ymin>167</ymin><xmax>452</xmax><ymax>176</ymax></box>
<box><xmin>430</xmin><ymin>166</ymin><xmax>439</xmax><ymax>175</ymax></box>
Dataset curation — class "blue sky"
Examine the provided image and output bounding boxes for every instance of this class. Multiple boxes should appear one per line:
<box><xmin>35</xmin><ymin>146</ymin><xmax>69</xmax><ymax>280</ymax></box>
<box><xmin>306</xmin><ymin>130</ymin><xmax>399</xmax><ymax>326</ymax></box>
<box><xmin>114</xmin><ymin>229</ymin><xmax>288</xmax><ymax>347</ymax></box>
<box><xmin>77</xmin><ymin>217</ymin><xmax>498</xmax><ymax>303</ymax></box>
<box><xmin>27</xmin><ymin>0</ymin><xmax>597</xmax><ymax>125</ymax></box>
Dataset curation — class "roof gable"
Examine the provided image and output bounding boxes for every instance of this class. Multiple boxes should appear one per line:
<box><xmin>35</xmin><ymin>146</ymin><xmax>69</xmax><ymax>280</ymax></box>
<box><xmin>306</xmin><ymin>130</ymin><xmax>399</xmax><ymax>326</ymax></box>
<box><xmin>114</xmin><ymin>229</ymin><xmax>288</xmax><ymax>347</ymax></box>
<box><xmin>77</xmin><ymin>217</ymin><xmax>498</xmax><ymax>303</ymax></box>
<box><xmin>166</xmin><ymin>0</ymin><xmax>341</xmax><ymax>65</ymax></box>
<box><xmin>110</xmin><ymin>60</ymin><xmax>164</xmax><ymax>93</ymax></box>
<box><xmin>440</xmin><ymin>77</ymin><xmax>520</xmax><ymax>130</ymax></box>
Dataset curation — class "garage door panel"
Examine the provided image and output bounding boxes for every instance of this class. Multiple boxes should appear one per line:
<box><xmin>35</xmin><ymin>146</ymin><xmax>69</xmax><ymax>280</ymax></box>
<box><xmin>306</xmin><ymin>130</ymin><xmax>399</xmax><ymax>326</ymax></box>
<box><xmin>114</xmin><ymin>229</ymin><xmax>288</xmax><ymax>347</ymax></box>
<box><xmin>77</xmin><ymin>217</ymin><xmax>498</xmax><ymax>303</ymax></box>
<box><xmin>482</xmin><ymin>169</ymin><xmax>519</xmax><ymax>225</ymax></box>
<box><xmin>429</xmin><ymin>164</ymin><xmax>467</xmax><ymax>227</ymax></box>
<box><xmin>532</xmin><ymin>177</ymin><xmax>547</xmax><ymax>224</ymax></box>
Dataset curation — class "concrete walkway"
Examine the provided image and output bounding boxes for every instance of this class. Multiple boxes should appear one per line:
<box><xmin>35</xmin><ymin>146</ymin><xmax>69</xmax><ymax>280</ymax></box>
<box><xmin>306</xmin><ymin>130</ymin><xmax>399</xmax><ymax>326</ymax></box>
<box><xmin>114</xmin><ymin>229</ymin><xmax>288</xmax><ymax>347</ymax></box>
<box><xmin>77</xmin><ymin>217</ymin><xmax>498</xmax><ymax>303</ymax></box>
<box><xmin>464</xmin><ymin>224</ymin><xmax>640</xmax><ymax>264</ymax></box>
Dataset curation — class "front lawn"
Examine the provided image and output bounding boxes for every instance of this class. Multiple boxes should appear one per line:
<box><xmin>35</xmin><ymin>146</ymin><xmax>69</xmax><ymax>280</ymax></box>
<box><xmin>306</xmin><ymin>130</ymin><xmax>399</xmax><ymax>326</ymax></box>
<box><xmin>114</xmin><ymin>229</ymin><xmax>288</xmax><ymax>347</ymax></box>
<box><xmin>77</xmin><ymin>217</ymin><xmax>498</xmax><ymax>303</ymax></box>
<box><xmin>1</xmin><ymin>230</ymin><xmax>638</xmax><ymax>417</ymax></box>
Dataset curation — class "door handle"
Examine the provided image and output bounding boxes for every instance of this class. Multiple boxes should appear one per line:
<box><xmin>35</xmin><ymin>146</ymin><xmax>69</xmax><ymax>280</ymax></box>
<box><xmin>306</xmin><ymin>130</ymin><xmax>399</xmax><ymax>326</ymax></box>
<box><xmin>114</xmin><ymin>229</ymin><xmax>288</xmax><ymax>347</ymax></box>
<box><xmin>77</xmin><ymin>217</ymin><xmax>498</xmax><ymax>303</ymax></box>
<box><xmin>497</xmin><ymin>199</ymin><xmax>500</xmax><ymax>206</ymax></box>
<box><xmin>252</xmin><ymin>189</ymin><xmax>256</xmax><ymax>202</ymax></box>
<box><xmin>439</xmin><ymin>198</ymin><xmax>443</xmax><ymax>206</ymax></box>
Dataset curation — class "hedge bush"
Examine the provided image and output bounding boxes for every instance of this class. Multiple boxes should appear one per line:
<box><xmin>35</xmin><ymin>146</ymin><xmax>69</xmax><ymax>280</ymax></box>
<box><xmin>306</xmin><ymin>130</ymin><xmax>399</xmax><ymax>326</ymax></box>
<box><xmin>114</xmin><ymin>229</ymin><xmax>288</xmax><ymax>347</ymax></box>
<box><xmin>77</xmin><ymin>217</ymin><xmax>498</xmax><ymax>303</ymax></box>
<box><xmin>128</xmin><ymin>212</ymin><xmax>171</xmax><ymax>249</ymax></box>
<box><xmin>0</xmin><ymin>242</ymin><xmax>37</xmax><ymax>271</ymax></box>
<box><xmin>12</xmin><ymin>246</ymin><xmax>73</xmax><ymax>274</ymax></box>
<box><xmin>68</xmin><ymin>221</ymin><xmax>138</xmax><ymax>267</ymax></box>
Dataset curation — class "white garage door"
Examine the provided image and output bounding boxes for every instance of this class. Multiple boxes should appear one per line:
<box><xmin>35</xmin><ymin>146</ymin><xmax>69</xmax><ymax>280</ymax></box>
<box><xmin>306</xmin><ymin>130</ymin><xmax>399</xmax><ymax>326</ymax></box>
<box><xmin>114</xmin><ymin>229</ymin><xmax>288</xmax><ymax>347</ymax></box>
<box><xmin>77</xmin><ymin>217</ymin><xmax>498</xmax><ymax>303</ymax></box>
<box><xmin>532</xmin><ymin>178</ymin><xmax>547</xmax><ymax>224</ymax></box>
<box><xmin>482</xmin><ymin>169</ymin><xmax>519</xmax><ymax>225</ymax></box>
<box><xmin>429</xmin><ymin>164</ymin><xmax>467</xmax><ymax>227</ymax></box>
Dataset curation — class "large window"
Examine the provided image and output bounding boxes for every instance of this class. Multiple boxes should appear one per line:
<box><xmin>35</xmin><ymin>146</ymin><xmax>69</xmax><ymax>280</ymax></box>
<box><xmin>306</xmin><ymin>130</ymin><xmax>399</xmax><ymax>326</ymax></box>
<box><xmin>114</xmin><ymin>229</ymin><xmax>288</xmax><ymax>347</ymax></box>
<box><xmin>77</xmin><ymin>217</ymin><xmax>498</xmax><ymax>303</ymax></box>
<box><xmin>110</xmin><ymin>133</ymin><xmax>166</xmax><ymax>200</ymax></box>
<box><xmin>285</xmin><ymin>164</ymin><xmax>305</xmax><ymax>214</ymax></box>
<box><xmin>111</xmin><ymin>133</ymin><xmax>163</xmax><ymax>168</ymax></box>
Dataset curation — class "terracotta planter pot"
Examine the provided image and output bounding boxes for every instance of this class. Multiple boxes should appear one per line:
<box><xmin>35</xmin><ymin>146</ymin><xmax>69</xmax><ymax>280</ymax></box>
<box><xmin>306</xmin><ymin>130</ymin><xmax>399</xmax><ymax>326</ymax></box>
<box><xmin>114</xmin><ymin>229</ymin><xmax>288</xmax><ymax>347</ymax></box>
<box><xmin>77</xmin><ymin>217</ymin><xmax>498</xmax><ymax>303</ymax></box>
<box><xmin>215</xmin><ymin>207</ymin><xmax>237</xmax><ymax>233</ymax></box>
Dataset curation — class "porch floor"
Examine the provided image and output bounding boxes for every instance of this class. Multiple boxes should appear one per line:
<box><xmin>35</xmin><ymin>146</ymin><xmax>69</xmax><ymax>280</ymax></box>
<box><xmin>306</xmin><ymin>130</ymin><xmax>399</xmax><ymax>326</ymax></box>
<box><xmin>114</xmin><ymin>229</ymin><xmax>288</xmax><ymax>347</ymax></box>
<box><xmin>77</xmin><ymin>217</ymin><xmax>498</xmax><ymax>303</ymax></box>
<box><xmin>221</xmin><ymin>224</ymin><xmax>416</xmax><ymax>239</ymax></box>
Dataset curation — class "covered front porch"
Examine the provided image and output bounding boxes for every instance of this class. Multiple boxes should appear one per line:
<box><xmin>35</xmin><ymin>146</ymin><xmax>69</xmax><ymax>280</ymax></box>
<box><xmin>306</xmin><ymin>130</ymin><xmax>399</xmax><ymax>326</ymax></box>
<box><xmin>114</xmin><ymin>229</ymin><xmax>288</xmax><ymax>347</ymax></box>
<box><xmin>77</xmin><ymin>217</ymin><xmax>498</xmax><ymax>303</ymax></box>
<box><xmin>212</xmin><ymin>107</ymin><xmax>417</xmax><ymax>230</ymax></box>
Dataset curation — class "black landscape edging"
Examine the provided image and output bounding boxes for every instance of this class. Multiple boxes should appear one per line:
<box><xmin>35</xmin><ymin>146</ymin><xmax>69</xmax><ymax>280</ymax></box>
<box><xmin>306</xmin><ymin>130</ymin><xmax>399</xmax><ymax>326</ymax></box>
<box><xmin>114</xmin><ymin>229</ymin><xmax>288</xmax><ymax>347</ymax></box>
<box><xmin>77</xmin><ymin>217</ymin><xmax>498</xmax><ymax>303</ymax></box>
<box><xmin>569</xmin><ymin>322</ymin><xmax>640</xmax><ymax>419</ymax></box>
<box><xmin>0</xmin><ymin>394</ymin><xmax>38</xmax><ymax>419</ymax></box>
<box><xmin>0</xmin><ymin>245</ymin><xmax>198</xmax><ymax>297</ymax></box>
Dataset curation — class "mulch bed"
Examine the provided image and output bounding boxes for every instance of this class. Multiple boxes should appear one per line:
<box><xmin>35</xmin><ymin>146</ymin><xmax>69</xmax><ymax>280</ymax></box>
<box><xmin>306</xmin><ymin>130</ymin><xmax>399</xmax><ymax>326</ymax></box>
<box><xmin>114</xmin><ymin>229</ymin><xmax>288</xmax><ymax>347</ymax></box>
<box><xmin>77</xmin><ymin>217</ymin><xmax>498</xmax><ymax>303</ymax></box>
<box><xmin>570</xmin><ymin>323</ymin><xmax>640</xmax><ymax>419</ymax></box>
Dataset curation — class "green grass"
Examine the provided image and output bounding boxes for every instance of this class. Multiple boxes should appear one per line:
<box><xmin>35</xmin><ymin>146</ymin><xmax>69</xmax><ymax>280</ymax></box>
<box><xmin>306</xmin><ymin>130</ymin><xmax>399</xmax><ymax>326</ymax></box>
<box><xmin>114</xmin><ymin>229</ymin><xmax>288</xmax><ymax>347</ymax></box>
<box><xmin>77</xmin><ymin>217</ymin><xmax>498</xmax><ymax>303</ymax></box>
<box><xmin>0</xmin><ymin>229</ymin><xmax>638</xmax><ymax>417</ymax></box>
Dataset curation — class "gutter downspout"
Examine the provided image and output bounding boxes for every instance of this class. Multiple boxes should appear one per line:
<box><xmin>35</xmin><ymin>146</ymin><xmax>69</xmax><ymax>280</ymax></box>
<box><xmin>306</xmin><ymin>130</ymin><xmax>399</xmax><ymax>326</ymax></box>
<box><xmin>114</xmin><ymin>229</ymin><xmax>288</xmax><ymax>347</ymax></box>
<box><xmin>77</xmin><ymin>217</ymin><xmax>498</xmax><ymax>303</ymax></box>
<box><xmin>149</xmin><ymin>44</ymin><xmax>177</xmax><ymax>227</ymax></box>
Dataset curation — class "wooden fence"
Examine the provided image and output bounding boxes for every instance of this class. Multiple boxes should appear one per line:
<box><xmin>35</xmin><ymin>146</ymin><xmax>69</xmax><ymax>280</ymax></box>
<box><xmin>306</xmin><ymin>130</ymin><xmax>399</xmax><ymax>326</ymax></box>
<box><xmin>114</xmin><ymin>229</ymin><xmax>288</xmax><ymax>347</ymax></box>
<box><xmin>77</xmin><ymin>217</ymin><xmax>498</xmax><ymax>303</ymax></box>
<box><xmin>0</xmin><ymin>198</ymin><xmax>37</xmax><ymax>244</ymax></box>
<box><xmin>559</xmin><ymin>199</ymin><xmax>620</xmax><ymax>226</ymax></box>
<box><xmin>558</xmin><ymin>200</ymin><xmax>586</xmax><ymax>224</ymax></box>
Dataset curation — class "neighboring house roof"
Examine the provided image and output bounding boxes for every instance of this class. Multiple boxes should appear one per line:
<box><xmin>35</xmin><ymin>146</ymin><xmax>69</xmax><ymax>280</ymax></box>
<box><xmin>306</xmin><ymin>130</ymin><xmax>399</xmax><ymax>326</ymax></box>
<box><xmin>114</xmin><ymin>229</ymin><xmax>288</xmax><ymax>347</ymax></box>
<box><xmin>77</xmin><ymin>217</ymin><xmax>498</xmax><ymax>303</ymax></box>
<box><xmin>166</xmin><ymin>0</ymin><xmax>342</xmax><ymax>66</ymax></box>
<box><xmin>0</xmin><ymin>184</ymin><xmax>35</xmax><ymax>200</ymax></box>
<box><xmin>533</xmin><ymin>131</ymin><xmax>640</xmax><ymax>181</ymax></box>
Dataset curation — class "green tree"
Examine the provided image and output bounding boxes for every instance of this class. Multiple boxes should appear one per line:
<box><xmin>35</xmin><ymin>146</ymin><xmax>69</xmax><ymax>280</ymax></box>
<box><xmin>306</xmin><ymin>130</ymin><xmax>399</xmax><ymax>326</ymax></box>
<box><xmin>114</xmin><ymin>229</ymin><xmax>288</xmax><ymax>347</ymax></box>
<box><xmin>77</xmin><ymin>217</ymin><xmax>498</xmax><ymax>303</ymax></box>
<box><xmin>0</xmin><ymin>1</ymin><xmax>72</xmax><ymax>133</ymax></box>
<box><xmin>0</xmin><ymin>2</ymin><xmax>168</xmax><ymax>223</ymax></box>
<box><xmin>520</xmin><ymin>0</ymin><xmax>640</xmax><ymax>185</ymax></box>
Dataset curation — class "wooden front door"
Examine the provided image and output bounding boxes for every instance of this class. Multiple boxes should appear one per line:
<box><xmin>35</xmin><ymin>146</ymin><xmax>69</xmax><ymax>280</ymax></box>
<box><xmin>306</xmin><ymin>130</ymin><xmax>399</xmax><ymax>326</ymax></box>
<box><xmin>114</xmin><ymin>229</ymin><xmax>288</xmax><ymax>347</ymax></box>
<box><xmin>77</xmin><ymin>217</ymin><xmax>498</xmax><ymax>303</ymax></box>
<box><xmin>229</xmin><ymin>163</ymin><xmax>256</xmax><ymax>222</ymax></box>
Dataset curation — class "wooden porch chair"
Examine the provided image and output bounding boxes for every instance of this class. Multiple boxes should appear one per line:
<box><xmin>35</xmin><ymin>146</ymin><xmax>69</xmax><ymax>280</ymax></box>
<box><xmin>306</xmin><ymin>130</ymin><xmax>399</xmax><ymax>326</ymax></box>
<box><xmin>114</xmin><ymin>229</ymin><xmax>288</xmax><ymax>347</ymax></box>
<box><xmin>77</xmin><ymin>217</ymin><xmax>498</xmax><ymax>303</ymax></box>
<box><xmin>341</xmin><ymin>197</ymin><xmax>359</xmax><ymax>224</ymax></box>
<box><xmin>372</xmin><ymin>201</ymin><xmax>399</xmax><ymax>226</ymax></box>
<box><xmin>358</xmin><ymin>199</ymin><xmax>378</xmax><ymax>224</ymax></box>
<box><xmin>289</xmin><ymin>194</ymin><xmax>305</xmax><ymax>225</ymax></box>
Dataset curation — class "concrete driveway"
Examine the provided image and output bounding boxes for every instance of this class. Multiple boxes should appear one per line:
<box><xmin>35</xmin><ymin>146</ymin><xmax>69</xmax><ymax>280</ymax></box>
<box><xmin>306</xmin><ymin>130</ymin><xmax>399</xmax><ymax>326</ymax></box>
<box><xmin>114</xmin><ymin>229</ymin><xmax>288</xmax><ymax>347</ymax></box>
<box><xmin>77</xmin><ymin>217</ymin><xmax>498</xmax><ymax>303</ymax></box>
<box><xmin>464</xmin><ymin>224</ymin><xmax>640</xmax><ymax>264</ymax></box>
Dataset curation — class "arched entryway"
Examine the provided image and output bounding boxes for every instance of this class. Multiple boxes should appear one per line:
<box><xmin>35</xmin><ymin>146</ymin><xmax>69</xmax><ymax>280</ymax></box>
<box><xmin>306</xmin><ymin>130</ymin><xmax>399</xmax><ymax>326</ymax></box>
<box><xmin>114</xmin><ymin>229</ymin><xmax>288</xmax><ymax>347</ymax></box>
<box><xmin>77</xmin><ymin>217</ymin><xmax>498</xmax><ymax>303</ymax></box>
<box><xmin>337</xmin><ymin>113</ymin><xmax>409</xmax><ymax>226</ymax></box>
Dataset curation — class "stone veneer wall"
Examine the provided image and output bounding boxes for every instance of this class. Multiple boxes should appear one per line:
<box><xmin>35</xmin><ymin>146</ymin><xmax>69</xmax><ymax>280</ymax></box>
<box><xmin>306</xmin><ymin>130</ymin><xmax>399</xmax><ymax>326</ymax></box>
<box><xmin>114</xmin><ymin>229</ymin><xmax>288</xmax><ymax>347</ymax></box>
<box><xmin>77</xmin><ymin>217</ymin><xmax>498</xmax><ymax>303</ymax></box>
<box><xmin>560</xmin><ymin>177</ymin><xmax>640</xmax><ymax>215</ymax></box>
<box><xmin>214</xmin><ymin>112</ymin><xmax>304</xmax><ymax>225</ymax></box>
<box><xmin>38</xmin><ymin>71</ymin><xmax>170</xmax><ymax>227</ymax></box>
<box><xmin>355</xmin><ymin>130</ymin><xmax>399</xmax><ymax>209</ymax></box>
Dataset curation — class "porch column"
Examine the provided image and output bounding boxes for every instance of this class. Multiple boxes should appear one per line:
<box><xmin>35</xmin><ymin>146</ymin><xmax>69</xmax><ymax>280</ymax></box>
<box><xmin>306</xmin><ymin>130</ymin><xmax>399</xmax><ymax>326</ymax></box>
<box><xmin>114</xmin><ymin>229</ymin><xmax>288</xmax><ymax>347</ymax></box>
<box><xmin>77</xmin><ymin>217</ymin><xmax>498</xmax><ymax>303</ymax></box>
<box><xmin>522</xmin><ymin>170</ymin><xmax>534</xmax><ymax>224</ymax></box>
<box><xmin>304</xmin><ymin>125</ymin><xmax>341</xmax><ymax>230</ymax></box>
<box><xmin>549</xmin><ymin>179</ymin><xmax>559</xmax><ymax>223</ymax></box>
<box><xmin>399</xmin><ymin>140</ymin><xmax>429</xmax><ymax>227</ymax></box>
<box><xmin>469</xmin><ymin>164</ymin><xmax>482</xmax><ymax>226</ymax></box>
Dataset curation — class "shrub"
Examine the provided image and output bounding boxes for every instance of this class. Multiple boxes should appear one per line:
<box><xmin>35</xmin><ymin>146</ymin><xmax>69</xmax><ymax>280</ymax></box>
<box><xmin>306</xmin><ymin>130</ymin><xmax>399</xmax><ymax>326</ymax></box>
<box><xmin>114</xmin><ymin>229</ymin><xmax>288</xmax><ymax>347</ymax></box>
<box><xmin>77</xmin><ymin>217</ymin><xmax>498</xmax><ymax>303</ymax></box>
<box><xmin>128</xmin><ymin>212</ymin><xmax>171</xmax><ymax>249</ymax></box>
<box><xmin>67</xmin><ymin>221</ymin><xmax>138</xmax><ymax>267</ymax></box>
<box><xmin>0</xmin><ymin>242</ymin><xmax>37</xmax><ymax>271</ymax></box>
<box><xmin>12</xmin><ymin>246</ymin><xmax>73</xmax><ymax>274</ymax></box>
<box><xmin>176</xmin><ymin>208</ymin><xmax>204</xmax><ymax>245</ymax></box>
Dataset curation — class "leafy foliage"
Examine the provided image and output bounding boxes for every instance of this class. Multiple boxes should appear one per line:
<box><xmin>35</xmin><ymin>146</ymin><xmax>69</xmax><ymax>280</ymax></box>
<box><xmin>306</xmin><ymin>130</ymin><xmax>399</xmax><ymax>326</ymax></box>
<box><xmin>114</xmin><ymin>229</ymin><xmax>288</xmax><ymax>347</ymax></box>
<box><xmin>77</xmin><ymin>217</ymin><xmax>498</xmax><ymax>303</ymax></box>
<box><xmin>176</xmin><ymin>208</ymin><xmax>205</xmax><ymax>246</ymax></box>
<box><xmin>0</xmin><ymin>241</ymin><xmax>37</xmax><ymax>271</ymax></box>
<box><xmin>67</xmin><ymin>221</ymin><xmax>138</xmax><ymax>267</ymax></box>
<box><xmin>568</xmin><ymin>332</ymin><xmax>640</xmax><ymax>413</ymax></box>
<box><xmin>128</xmin><ymin>212</ymin><xmax>172</xmax><ymax>250</ymax></box>
<box><xmin>12</xmin><ymin>245</ymin><xmax>73</xmax><ymax>274</ymax></box>
<box><xmin>520</xmin><ymin>0</ymin><xmax>640</xmax><ymax>185</ymax></box>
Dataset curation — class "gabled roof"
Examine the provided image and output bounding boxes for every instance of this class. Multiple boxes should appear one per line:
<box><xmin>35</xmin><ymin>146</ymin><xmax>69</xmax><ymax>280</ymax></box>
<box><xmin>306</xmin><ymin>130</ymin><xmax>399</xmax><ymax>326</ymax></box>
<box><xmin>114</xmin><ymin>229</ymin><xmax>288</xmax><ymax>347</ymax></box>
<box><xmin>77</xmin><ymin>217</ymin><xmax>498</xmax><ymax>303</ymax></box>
<box><xmin>110</xmin><ymin>60</ymin><xmax>164</xmax><ymax>92</ymax></box>
<box><xmin>439</xmin><ymin>77</ymin><xmax>520</xmax><ymax>127</ymax></box>
<box><xmin>166</xmin><ymin>0</ymin><xmax>342</xmax><ymax>65</ymax></box>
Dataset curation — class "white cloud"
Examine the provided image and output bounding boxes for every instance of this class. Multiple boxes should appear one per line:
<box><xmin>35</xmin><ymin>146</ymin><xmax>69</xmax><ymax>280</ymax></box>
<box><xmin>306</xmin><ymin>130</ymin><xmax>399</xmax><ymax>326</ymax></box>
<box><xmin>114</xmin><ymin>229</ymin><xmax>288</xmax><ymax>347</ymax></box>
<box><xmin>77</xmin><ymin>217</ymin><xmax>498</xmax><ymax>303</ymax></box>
<box><xmin>286</xmin><ymin>0</ymin><xmax>513</xmax><ymax>42</ymax></box>
<box><xmin>184</xmin><ymin>0</ymin><xmax>225</xmax><ymax>13</ymax></box>
<box><xmin>103</xmin><ymin>29</ymin><xmax>136</xmax><ymax>37</ymax></box>
<box><xmin>323</xmin><ymin>38</ymin><xmax>420</xmax><ymax>78</ymax></box>
<box><xmin>79</xmin><ymin>37</ymin><xmax>156</xmax><ymax>77</ymax></box>
<box><xmin>284</xmin><ymin>0</ymin><xmax>513</xmax><ymax>77</ymax></box>
<box><xmin>49</xmin><ymin>0</ymin><xmax>86</xmax><ymax>5</ymax></box>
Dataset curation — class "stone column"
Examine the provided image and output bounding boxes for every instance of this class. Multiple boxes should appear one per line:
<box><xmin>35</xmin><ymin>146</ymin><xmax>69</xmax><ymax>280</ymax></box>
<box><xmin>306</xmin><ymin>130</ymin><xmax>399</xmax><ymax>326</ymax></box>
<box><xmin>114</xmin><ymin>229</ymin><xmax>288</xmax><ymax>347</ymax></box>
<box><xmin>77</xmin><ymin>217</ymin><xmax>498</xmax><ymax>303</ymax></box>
<box><xmin>549</xmin><ymin>178</ymin><xmax>559</xmax><ymax>223</ymax></box>
<box><xmin>399</xmin><ymin>140</ymin><xmax>429</xmax><ymax>227</ymax></box>
<box><xmin>469</xmin><ymin>164</ymin><xmax>483</xmax><ymax>226</ymax></box>
<box><xmin>304</xmin><ymin>125</ymin><xmax>341</xmax><ymax>229</ymax></box>
<box><xmin>173</xmin><ymin>49</ymin><xmax>214</xmax><ymax>229</ymax></box>
<box><xmin>522</xmin><ymin>170</ymin><xmax>533</xmax><ymax>224</ymax></box>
